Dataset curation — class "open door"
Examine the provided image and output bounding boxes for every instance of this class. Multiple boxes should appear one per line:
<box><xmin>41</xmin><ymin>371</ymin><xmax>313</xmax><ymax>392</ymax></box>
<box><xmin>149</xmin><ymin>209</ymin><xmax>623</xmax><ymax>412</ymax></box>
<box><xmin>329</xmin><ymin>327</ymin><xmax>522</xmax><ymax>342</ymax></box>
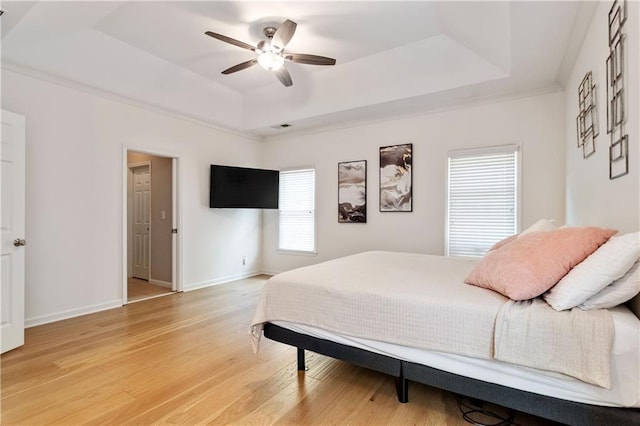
<box><xmin>171</xmin><ymin>157</ymin><xmax>177</xmax><ymax>291</ymax></box>
<box><xmin>1</xmin><ymin>110</ymin><xmax>26</xmax><ymax>353</ymax></box>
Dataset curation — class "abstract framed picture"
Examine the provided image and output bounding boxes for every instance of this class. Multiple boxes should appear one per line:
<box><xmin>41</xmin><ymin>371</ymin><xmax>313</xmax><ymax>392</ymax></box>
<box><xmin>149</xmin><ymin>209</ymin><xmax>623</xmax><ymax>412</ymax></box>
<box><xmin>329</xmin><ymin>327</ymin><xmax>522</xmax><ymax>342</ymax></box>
<box><xmin>379</xmin><ymin>143</ymin><xmax>412</xmax><ymax>212</ymax></box>
<box><xmin>338</xmin><ymin>160</ymin><xmax>367</xmax><ymax>223</ymax></box>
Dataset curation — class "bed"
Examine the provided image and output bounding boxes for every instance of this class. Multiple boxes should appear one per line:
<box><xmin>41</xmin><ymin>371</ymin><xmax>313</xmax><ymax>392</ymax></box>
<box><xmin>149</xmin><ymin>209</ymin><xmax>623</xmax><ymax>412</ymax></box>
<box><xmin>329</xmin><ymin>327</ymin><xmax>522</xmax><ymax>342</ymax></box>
<box><xmin>251</xmin><ymin>250</ymin><xmax>640</xmax><ymax>426</ymax></box>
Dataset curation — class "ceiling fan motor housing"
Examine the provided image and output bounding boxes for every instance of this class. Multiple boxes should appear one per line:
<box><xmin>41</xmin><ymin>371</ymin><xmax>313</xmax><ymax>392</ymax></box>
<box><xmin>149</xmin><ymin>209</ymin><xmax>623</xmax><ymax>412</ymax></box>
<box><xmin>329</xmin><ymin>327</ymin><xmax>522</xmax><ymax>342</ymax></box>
<box><xmin>263</xmin><ymin>27</ymin><xmax>277</xmax><ymax>39</ymax></box>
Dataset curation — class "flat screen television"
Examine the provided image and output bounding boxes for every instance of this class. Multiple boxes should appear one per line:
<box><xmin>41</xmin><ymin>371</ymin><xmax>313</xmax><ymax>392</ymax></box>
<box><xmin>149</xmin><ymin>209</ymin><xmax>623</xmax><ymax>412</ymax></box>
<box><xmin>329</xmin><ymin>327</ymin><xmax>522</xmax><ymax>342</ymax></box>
<box><xmin>210</xmin><ymin>165</ymin><xmax>279</xmax><ymax>209</ymax></box>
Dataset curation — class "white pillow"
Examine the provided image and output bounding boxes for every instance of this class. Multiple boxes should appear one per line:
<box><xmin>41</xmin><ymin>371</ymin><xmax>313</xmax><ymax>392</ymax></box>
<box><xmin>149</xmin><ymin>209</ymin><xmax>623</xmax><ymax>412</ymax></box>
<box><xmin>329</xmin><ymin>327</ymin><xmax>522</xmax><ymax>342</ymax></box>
<box><xmin>580</xmin><ymin>261</ymin><xmax>640</xmax><ymax>310</ymax></box>
<box><xmin>544</xmin><ymin>232</ymin><xmax>639</xmax><ymax>311</ymax></box>
<box><xmin>520</xmin><ymin>218</ymin><xmax>558</xmax><ymax>235</ymax></box>
<box><xmin>488</xmin><ymin>219</ymin><xmax>559</xmax><ymax>252</ymax></box>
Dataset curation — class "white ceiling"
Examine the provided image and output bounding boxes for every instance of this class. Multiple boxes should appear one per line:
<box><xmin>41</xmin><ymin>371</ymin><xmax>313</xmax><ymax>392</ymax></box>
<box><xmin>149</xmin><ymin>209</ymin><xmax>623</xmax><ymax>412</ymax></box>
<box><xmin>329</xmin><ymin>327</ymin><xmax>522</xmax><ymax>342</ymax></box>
<box><xmin>1</xmin><ymin>1</ymin><xmax>596</xmax><ymax>138</ymax></box>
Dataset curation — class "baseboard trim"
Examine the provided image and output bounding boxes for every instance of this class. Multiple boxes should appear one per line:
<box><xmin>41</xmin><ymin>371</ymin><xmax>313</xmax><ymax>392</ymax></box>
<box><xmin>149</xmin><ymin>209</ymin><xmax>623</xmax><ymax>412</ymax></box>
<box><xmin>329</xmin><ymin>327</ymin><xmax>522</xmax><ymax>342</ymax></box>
<box><xmin>25</xmin><ymin>299</ymin><xmax>123</xmax><ymax>328</ymax></box>
<box><xmin>149</xmin><ymin>279</ymin><xmax>173</xmax><ymax>288</ymax></box>
<box><xmin>184</xmin><ymin>270</ymin><xmax>264</xmax><ymax>292</ymax></box>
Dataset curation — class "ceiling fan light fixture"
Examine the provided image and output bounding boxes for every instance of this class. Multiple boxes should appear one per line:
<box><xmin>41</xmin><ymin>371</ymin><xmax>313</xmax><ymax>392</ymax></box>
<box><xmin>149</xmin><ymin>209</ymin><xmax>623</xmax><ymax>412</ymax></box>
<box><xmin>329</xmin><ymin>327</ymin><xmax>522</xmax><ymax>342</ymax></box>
<box><xmin>257</xmin><ymin>51</ymin><xmax>284</xmax><ymax>71</ymax></box>
<box><xmin>206</xmin><ymin>19</ymin><xmax>335</xmax><ymax>86</ymax></box>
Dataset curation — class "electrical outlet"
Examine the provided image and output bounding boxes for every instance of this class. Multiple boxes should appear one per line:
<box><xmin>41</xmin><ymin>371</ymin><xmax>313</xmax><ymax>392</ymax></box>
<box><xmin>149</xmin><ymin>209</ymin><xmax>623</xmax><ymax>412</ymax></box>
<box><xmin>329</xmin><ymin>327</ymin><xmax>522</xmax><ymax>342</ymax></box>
<box><xmin>242</xmin><ymin>256</ymin><xmax>247</xmax><ymax>266</ymax></box>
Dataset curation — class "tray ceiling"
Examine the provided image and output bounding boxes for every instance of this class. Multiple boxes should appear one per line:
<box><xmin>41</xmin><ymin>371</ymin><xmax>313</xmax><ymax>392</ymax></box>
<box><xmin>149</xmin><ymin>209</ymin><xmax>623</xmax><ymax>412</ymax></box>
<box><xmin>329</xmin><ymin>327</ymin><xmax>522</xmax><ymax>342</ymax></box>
<box><xmin>1</xmin><ymin>1</ymin><xmax>595</xmax><ymax>137</ymax></box>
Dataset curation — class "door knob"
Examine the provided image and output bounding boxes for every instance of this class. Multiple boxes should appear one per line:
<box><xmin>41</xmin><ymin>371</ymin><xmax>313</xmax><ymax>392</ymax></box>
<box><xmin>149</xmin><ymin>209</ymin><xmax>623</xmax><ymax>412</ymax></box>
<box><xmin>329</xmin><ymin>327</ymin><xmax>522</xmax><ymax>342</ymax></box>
<box><xmin>13</xmin><ymin>238</ymin><xmax>26</xmax><ymax>247</ymax></box>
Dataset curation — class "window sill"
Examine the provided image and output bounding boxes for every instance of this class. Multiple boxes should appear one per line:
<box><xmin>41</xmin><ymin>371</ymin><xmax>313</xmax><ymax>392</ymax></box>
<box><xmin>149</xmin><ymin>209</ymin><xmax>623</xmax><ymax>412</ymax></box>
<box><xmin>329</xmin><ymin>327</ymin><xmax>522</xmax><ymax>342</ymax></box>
<box><xmin>277</xmin><ymin>249</ymin><xmax>317</xmax><ymax>257</ymax></box>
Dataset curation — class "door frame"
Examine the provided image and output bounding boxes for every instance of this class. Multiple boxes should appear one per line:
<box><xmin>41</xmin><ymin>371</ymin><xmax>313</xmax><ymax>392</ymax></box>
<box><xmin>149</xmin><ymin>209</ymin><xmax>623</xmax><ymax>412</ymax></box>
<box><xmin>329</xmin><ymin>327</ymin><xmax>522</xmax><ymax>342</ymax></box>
<box><xmin>122</xmin><ymin>145</ymin><xmax>182</xmax><ymax>304</ymax></box>
<box><xmin>128</xmin><ymin>161</ymin><xmax>152</xmax><ymax>281</ymax></box>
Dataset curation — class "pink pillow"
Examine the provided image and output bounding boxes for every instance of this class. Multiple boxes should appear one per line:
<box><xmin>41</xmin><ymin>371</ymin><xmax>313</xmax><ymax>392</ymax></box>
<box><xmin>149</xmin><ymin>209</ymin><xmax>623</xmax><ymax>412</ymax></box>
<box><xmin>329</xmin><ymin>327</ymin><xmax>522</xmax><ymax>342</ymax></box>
<box><xmin>465</xmin><ymin>227</ymin><xmax>617</xmax><ymax>300</ymax></box>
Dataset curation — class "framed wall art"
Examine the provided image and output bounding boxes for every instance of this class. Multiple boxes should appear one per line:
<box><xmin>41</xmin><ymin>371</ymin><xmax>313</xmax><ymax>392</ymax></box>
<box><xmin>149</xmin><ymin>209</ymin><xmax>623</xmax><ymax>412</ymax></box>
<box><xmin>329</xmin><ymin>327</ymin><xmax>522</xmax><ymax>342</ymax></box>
<box><xmin>606</xmin><ymin>0</ymin><xmax>629</xmax><ymax>179</ymax></box>
<box><xmin>576</xmin><ymin>71</ymin><xmax>598</xmax><ymax>158</ymax></box>
<box><xmin>338</xmin><ymin>160</ymin><xmax>367</xmax><ymax>223</ymax></box>
<box><xmin>379</xmin><ymin>143</ymin><xmax>412</xmax><ymax>212</ymax></box>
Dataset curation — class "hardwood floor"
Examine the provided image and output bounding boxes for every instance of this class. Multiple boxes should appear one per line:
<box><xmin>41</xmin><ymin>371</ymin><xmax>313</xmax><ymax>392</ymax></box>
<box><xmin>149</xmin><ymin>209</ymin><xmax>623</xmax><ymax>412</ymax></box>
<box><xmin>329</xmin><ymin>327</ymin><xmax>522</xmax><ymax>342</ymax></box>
<box><xmin>1</xmin><ymin>275</ymin><xmax>556</xmax><ymax>425</ymax></box>
<box><xmin>127</xmin><ymin>277</ymin><xmax>173</xmax><ymax>302</ymax></box>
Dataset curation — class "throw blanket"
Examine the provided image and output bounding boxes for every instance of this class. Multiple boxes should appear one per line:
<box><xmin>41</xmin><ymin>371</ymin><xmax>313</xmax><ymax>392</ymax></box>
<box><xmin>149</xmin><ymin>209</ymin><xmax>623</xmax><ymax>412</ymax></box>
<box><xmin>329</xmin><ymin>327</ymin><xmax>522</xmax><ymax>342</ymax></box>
<box><xmin>494</xmin><ymin>298</ymin><xmax>614</xmax><ymax>388</ymax></box>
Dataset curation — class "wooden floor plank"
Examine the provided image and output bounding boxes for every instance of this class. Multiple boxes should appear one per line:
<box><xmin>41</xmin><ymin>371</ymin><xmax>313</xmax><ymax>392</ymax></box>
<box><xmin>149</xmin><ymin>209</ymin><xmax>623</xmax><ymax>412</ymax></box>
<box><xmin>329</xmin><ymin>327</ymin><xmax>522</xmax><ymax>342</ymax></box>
<box><xmin>128</xmin><ymin>278</ymin><xmax>173</xmax><ymax>302</ymax></box>
<box><xmin>1</xmin><ymin>275</ymin><xmax>557</xmax><ymax>425</ymax></box>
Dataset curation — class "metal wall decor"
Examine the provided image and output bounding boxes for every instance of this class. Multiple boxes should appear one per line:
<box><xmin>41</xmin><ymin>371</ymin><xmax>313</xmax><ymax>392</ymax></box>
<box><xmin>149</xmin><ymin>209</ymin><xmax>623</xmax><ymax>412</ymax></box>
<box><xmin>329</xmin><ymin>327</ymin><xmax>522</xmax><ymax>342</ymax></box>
<box><xmin>576</xmin><ymin>71</ymin><xmax>598</xmax><ymax>158</ymax></box>
<box><xmin>606</xmin><ymin>0</ymin><xmax>629</xmax><ymax>179</ymax></box>
<box><xmin>379</xmin><ymin>143</ymin><xmax>412</xmax><ymax>212</ymax></box>
<box><xmin>338</xmin><ymin>160</ymin><xmax>367</xmax><ymax>223</ymax></box>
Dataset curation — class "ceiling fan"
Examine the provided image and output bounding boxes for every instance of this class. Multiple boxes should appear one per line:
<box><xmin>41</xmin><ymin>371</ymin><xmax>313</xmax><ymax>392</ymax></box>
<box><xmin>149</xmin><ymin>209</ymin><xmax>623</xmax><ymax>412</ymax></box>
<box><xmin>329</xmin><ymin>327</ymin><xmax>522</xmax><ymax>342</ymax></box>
<box><xmin>205</xmin><ymin>19</ymin><xmax>336</xmax><ymax>87</ymax></box>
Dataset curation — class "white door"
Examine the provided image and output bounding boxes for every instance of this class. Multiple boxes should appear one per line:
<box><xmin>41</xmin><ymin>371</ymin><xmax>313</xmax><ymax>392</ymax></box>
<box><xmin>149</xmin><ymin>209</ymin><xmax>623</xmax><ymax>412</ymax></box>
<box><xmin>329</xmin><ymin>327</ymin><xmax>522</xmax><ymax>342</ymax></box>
<box><xmin>1</xmin><ymin>110</ymin><xmax>26</xmax><ymax>353</ymax></box>
<box><xmin>171</xmin><ymin>157</ymin><xmax>177</xmax><ymax>292</ymax></box>
<box><xmin>132</xmin><ymin>165</ymin><xmax>151</xmax><ymax>280</ymax></box>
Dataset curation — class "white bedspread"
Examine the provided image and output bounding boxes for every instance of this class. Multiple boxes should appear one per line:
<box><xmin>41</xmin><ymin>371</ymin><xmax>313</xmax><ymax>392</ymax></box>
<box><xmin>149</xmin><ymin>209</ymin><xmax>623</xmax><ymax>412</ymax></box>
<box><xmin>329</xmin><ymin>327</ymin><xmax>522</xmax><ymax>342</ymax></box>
<box><xmin>251</xmin><ymin>251</ymin><xmax>505</xmax><ymax>358</ymax></box>
<box><xmin>251</xmin><ymin>251</ymin><xmax>616</xmax><ymax>387</ymax></box>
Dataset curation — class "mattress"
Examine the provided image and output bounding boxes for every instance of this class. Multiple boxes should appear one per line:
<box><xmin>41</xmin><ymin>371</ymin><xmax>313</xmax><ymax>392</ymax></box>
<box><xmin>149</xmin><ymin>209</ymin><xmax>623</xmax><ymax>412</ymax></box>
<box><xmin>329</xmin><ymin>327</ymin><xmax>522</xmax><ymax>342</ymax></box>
<box><xmin>273</xmin><ymin>303</ymin><xmax>640</xmax><ymax>408</ymax></box>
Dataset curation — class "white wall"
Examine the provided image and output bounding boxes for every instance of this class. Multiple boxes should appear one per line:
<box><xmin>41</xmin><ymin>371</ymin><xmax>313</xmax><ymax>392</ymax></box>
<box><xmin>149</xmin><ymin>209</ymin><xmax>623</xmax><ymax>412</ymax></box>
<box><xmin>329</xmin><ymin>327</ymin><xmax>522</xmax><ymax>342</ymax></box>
<box><xmin>2</xmin><ymin>69</ymin><xmax>263</xmax><ymax>326</ymax></box>
<box><xmin>261</xmin><ymin>92</ymin><xmax>566</xmax><ymax>274</ymax></box>
<box><xmin>565</xmin><ymin>1</ymin><xmax>639</xmax><ymax>234</ymax></box>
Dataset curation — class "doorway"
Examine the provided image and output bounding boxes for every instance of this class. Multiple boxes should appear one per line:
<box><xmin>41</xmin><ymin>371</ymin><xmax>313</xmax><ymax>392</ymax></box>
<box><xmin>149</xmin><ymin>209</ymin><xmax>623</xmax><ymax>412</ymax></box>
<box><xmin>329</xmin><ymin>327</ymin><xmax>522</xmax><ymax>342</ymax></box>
<box><xmin>124</xmin><ymin>149</ymin><xmax>180</xmax><ymax>303</ymax></box>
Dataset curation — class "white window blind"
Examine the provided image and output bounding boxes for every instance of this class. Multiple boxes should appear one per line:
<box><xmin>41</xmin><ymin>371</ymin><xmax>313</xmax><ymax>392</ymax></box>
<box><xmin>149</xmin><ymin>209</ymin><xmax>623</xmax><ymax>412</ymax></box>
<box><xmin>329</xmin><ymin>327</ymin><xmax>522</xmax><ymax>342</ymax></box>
<box><xmin>447</xmin><ymin>145</ymin><xmax>519</xmax><ymax>258</ymax></box>
<box><xmin>279</xmin><ymin>169</ymin><xmax>316</xmax><ymax>252</ymax></box>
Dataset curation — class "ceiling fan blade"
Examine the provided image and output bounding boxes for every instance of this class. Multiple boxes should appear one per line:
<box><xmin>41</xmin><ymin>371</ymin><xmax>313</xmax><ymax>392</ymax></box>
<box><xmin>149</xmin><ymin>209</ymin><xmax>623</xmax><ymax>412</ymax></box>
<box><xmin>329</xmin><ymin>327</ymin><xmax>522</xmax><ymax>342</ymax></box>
<box><xmin>285</xmin><ymin>53</ymin><xmax>336</xmax><ymax>66</ymax></box>
<box><xmin>272</xmin><ymin>19</ymin><xmax>297</xmax><ymax>50</ymax></box>
<box><xmin>221</xmin><ymin>59</ymin><xmax>258</xmax><ymax>75</ymax></box>
<box><xmin>205</xmin><ymin>31</ymin><xmax>256</xmax><ymax>52</ymax></box>
<box><xmin>274</xmin><ymin>66</ymin><xmax>293</xmax><ymax>87</ymax></box>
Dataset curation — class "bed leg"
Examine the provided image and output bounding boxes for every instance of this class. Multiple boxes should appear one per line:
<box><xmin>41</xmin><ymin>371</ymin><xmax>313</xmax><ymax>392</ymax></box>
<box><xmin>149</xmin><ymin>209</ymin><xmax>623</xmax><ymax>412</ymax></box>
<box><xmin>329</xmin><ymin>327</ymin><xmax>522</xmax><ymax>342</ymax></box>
<box><xmin>297</xmin><ymin>347</ymin><xmax>306</xmax><ymax>371</ymax></box>
<box><xmin>396</xmin><ymin>366</ymin><xmax>409</xmax><ymax>403</ymax></box>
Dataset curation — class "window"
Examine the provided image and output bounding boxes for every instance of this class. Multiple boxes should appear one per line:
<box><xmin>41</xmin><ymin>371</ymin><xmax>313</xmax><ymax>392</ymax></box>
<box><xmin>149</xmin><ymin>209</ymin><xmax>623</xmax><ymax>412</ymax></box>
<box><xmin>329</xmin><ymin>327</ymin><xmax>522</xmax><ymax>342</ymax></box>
<box><xmin>278</xmin><ymin>168</ymin><xmax>316</xmax><ymax>253</ymax></box>
<box><xmin>446</xmin><ymin>145</ymin><xmax>520</xmax><ymax>257</ymax></box>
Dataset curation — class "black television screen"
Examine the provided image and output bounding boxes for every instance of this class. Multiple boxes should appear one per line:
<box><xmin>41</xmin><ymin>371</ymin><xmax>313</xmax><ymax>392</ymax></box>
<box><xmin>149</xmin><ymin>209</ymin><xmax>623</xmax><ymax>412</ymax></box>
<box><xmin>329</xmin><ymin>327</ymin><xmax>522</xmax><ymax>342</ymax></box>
<box><xmin>210</xmin><ymin>165</ymin><xmax>279</xmax><ymax>209</ymax></box>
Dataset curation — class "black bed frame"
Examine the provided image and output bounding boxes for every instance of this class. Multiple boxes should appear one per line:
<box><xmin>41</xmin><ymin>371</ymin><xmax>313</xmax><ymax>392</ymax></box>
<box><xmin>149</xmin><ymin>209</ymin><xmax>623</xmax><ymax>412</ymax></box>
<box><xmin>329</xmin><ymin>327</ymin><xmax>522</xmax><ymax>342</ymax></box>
<box><xmin>263</xmin><ymin>322</ymin><xmax>640</xmax><ymax>426</ymax></box>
